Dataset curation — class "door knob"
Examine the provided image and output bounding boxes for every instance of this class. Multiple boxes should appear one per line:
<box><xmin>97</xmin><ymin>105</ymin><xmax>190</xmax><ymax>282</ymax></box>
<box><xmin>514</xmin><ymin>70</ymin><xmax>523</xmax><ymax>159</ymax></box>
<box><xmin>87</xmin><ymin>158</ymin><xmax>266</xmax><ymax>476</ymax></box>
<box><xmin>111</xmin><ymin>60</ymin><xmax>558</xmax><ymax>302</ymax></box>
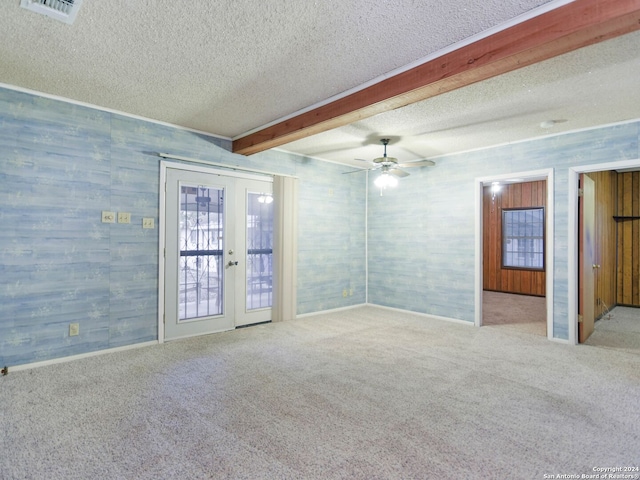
<box><xmin>227</xmin><ymin>261</ymin><xmax>238</xmax><ymax>267</ymax></box>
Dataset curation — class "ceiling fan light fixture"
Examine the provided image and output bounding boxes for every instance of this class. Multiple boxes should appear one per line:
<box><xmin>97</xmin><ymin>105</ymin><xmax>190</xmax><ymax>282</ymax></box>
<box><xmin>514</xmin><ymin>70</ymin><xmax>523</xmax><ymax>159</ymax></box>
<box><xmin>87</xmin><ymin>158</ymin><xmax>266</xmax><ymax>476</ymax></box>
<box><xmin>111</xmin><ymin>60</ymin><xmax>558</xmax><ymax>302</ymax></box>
<box><xmin>374</xmin><ymin>171</ymin><xmax>398</xmax><ymax>189</ymax></box>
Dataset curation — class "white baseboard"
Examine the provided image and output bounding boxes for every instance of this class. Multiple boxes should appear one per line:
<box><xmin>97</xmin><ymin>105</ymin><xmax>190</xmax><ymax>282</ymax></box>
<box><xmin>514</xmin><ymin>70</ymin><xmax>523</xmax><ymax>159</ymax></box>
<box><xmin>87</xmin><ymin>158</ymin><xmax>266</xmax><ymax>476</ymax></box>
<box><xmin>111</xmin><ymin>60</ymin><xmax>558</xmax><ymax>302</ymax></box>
<box><xmin>7</xmin><ymin>341</ymin><xmax>159</xmax><ymax>373</ymax></box>
<box><xmin>296</xmin><ymin>303</ymin><xmax>367</xmax><ymax>319</ymax></box>
<box><xmin>367</xmin><ymin>303</ymin><xmax>475</xmax><ymax>326</ymax></box>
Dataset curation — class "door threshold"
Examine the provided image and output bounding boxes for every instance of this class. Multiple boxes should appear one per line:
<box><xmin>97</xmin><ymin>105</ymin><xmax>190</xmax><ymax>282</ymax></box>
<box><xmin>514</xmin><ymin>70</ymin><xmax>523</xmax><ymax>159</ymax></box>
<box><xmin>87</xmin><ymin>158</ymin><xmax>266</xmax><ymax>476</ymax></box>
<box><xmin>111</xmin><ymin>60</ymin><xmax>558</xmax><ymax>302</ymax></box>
<box><xmin>235</xmin><ymin>320</ymin><xmax>272</xmax><ymax>329</ymax></box>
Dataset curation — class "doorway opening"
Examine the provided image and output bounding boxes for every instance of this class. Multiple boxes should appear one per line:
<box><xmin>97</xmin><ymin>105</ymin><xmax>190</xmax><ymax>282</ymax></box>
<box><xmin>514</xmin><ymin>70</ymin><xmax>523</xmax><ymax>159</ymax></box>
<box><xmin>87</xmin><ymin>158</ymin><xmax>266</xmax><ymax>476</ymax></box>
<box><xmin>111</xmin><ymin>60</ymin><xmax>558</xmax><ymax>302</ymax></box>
<box><xmin>475</xmin><ymin>169</ymin><xmax>554</xmax><ymax>339</ymax></box>
<box><xmin>570</xmin><ymin>159</ymin><xmax>640</xmax><ymax>347</ymax></box>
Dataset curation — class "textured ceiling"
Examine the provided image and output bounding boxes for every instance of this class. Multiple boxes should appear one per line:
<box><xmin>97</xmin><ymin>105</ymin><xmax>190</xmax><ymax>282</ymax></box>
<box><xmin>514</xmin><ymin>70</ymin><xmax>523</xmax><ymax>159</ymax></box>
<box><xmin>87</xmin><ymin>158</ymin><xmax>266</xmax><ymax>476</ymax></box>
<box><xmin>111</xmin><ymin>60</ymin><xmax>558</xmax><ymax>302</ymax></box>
<box><xmin>1</xmin><ymin>0</ymin><xmax>638</xmax><ymax>166</ymax></box>
<box><xmin>281</xmin><ymin>29</ymin><xmax>640</xmax><ymax>166</ymax></box>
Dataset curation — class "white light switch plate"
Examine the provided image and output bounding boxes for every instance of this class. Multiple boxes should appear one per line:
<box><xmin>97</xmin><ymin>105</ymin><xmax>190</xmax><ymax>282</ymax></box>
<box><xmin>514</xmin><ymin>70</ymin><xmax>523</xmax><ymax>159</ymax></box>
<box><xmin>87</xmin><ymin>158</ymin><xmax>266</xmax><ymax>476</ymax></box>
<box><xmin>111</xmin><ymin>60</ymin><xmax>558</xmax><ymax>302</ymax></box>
<box><xmin>142</xmin><ymin>218</ymin><xmax>155</xmax><ymax>229</ymax></box>
<box><xmin>102</xmin><ymin>211</ymin><xmax>115</xmax><ymax>223</ymax></box>
<box><xmin>118</xmin><ymin>212</ymin><xmax>131</xmax><ymax>224</ymax></box>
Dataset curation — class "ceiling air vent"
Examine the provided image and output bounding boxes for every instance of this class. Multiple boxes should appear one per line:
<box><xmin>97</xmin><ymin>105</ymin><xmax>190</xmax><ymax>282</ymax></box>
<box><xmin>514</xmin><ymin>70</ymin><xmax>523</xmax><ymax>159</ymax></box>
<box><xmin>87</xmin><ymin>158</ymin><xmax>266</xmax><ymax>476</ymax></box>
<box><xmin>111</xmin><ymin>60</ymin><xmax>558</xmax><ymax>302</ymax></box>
<box><xmin>20</xmin><ymin>0</ymin><xmax>83</xmax><ymax>25</ymax></box>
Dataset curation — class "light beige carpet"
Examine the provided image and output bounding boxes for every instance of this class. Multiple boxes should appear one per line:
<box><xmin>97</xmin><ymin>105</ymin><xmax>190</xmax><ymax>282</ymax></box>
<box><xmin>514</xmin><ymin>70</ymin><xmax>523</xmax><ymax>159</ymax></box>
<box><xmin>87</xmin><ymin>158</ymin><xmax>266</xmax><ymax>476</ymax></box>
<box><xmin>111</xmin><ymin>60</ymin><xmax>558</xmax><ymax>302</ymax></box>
<box><xmin>482</xmin><ymin>290</ymin><xmax>547</xmax><ymax>336</ymax></box>
<box><xmin>1</xmin><ymin>306</ymin><xmax>638</xmax><ymax>479</ymax></box>
<box><xmin>586</xmin><ymin>306</ymin><xmax>640</xmax><ymax>355</ymax></box>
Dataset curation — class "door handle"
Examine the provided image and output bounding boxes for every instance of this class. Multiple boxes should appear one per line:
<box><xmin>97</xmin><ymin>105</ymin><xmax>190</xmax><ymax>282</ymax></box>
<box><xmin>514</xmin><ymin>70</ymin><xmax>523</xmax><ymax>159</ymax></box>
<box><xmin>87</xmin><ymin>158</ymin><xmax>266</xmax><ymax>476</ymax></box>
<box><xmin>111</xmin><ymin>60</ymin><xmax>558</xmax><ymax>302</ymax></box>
<box><xmin>227</xmin><ymin>261</ymin><xmax>238</xmax><ymax>267</ymax></box>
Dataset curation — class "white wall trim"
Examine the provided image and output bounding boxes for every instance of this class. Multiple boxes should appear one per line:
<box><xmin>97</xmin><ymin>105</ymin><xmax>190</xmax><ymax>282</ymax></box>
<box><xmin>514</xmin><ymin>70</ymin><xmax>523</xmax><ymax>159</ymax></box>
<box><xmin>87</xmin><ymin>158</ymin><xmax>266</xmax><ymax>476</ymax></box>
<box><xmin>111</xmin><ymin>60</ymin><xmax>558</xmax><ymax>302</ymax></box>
<box><xmin>425</xmin><ymin>118</ymin><xmax>640</xmax><ymax>164</ymax></box>
<box><xmin>7</xmin><ymin>341</ymin><xmax>158</xmax><ymax>373</ymax></box>
<box><xmin>365</xmin><ymin>170</ymin><xmax>369</xmax><ymax>304</ymax></box>
<box><xmin>0</xmin><ymin>82</ymin><xmax>231</xmax><ymax>143</ymax></box>
<box><xmin>475</xmin><ymin>179</ymin><xmax>484</xmax><ymax>329</ymax></box>
<box><xmin>158</xmin><ymin>153</ymin><xmax>297</xmax><ymax>179</ymax></box>
<box><xmin>296</xmin><ymin>303</ymin><xmax>367</xmax><ymax>318</ymax></box>
<box><xmin>4</xmin><ymin>82</ymin><xmax>638</xmax><ymax>176</ymax></box>
<box><xmin>158</xmin><ymin>163</ymin><xmax>168</xmax><ymax>344</ymax></box>
<box><xmin>368</xmin><ymin>303</ymin><xmax>474</xmax><ymax>326</ymax></box>
<box><xmin>474</xmin><ymin>168</ymin><xmax>555</xmax><ymax>340</ymax></box>
<box><xmin>567</xmin><ymin>158</ymin><xmax>640</xmax><ymax>345</ymax></box>
<box><xmin>160</xmin><ymin>159</ymin><xmax>275</xmax><ymax>183</ymax></box>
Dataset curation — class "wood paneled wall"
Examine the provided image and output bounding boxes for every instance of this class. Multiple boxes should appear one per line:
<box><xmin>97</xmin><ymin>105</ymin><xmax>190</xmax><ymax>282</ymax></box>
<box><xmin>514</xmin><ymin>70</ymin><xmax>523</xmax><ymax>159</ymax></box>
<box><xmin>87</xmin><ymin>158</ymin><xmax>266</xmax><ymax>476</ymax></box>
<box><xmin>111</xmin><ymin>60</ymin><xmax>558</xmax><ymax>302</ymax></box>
<box><xmin>483</xmin><ymin>181</ymin><xmax>546</xmax><ymax>296</ymax></box>
<box><xmin>585</xmin><ymin>171</ymin><xmax>618</xmax><ymax>318</ymax></box>
<box><xmin>617</xmin><ymin>171</ymin><xmax>640</xmax><ymax>306</ymax></box>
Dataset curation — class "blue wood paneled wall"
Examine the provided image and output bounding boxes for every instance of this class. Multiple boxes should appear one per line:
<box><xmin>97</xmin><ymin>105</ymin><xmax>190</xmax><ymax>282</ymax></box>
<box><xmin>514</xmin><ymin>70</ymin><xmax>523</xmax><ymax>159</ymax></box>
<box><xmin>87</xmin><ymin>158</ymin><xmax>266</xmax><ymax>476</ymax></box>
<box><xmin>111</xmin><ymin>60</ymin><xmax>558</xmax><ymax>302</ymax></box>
<box><xmin>1</xmin><ymin>84</ymin><xmax>638</xmax><ymax>366</ymax></box>
<box><xmin>367</xmin><ymin>122</ymin><xmax>639</xmax><ymax>339</ymax></box>
<box><xmin>0</xmin><ymin>87</ymin><xmax>366</xmax><ymax>366</ymax></box>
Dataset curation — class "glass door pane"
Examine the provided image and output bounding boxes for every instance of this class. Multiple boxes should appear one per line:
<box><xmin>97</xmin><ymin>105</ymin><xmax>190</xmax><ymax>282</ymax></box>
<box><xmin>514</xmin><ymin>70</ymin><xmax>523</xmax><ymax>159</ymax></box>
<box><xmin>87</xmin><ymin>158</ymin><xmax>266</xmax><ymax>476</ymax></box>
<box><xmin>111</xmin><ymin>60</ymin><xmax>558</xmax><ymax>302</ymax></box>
<box><xmin>246</xmin><ymin>192</ymin><xmax>273</xmax><ymax>311</ymax></box>
<box><xmin>179</xmin><ymin>184</ymin><xmax>224</xmax><ymax>321</ymax></box>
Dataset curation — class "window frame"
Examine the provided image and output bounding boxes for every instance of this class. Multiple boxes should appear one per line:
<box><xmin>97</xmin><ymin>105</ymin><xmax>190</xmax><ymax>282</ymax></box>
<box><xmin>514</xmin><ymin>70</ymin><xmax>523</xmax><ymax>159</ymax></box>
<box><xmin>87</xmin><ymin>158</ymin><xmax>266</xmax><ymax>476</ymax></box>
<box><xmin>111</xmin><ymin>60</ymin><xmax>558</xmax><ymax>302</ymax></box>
<box><xmin>501</xmin><ymin>206</ymin><xmax>545</xmax><ymax>271</ymax></box>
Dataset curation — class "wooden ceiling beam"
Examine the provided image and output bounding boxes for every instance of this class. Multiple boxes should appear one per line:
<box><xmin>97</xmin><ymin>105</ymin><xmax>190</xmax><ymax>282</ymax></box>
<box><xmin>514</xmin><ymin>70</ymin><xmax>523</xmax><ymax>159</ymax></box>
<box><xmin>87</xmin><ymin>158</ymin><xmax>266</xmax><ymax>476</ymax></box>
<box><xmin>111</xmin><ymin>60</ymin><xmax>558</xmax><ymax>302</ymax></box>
<box><xmin>233</xmin><ymin>0</ymin><xmax>640</xmax><ymax>156</ymax></box>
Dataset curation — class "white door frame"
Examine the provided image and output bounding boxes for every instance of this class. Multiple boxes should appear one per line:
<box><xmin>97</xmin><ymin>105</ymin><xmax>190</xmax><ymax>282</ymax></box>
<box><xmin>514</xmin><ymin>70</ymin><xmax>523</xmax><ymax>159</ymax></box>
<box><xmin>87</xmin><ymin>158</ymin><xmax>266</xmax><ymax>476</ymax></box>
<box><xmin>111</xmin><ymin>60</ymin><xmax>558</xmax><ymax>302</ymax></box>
<box><xmin>567</xmin><ymin>158</ymin><xmax>640</xmax><ymax>345</ymax></box>
<box><xmin>474</xmin><ymin>168</ymin><xmax>554</xmax><ymax>339</ymax></box>
<box><xmin>158</xmin><ymin>161</ymin><xmax>271</xmax><ymax>343</ymax></box>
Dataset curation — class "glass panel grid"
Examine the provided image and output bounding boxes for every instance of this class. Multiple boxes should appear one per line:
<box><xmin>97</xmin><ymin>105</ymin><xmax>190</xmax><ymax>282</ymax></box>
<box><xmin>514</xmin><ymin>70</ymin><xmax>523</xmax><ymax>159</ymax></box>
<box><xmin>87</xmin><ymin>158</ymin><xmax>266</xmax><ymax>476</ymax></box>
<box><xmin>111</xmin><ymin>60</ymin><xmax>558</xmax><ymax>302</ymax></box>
<box><xmin>178</xmin><ymin>185</ymin><xmax>224</xmax><ymax>320</ymax></box>
<box><xmin>246</xmin><ymin>192</ymin><xmax>273</xmax><ymax>310</ymax></box>
<box><xmin>502</xmin><ymin>207</ymin><xmax>544</xmax><ymax>270</ymax></box>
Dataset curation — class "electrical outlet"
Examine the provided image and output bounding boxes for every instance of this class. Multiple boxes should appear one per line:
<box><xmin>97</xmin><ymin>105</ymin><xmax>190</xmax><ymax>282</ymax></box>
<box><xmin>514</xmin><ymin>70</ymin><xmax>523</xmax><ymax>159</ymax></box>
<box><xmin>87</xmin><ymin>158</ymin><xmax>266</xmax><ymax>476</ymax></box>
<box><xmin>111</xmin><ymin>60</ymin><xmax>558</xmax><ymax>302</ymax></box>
<box><xmin>101</xmin><ymin>211</ymin><xmax>115</xmax><ymax>223</ymax></box>
<box><xmin>342</xmin><ymin>289</ymin><xmax>348</xmax><ymax>298</ymax></box>
<box><xmin>142</xmin><ymin>218</ymin><xmax>155</xmax><ymax>229</ymax></box>
<box><xmin>117</xmin><ymin>212</ymin><xmax>131</xmax><ymax>224</ymax></box>
<box><xmin>69</xmin><ymin>323</ymin><xmax>79</xmax><ymax>336</ymax></box>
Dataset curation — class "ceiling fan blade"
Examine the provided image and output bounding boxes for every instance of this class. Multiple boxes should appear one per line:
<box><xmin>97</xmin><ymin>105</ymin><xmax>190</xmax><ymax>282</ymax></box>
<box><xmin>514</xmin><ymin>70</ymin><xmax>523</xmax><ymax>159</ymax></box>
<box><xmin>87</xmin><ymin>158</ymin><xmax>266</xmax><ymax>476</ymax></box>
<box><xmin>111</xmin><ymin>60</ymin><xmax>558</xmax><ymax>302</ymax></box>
<box><xmin>342</xmin><ymin>168</ymin><xmax>368</xmax><ymax>174</ymax></box>
<box><xmin>388</xmin><ymin>168</ymin><xmax>410</xmax><ymax>178</ymax></box>
<box><xmin>397</xmin><ymin>159</ymin><xmax>436</xmax><ymax>168</ymax></box>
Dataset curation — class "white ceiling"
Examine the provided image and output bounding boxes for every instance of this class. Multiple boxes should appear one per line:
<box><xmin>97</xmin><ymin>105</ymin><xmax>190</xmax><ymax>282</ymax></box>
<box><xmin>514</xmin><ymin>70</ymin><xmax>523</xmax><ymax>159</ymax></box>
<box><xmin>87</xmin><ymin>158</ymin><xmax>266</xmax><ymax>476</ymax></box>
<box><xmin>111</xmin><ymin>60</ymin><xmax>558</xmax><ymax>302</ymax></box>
<box><xmin>1</xmin><ymin>0</ymin><xmax>639</xmax><ymax>166</ymax></box>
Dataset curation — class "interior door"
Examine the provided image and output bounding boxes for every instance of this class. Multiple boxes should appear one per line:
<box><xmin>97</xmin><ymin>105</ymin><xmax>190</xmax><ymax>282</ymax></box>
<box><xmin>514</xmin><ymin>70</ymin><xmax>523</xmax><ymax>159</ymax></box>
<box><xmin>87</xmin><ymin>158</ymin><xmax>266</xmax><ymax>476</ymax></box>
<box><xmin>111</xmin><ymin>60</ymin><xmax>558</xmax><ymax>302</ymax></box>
<box><xmin>164</xmin><ymin>167</ymin><xmax>273</xmax><ymax>341</ymax></box>
<box><xmin>578</xmin><ymin>174</ymin><xmax>596</xmax><ymax>343</ymax></box>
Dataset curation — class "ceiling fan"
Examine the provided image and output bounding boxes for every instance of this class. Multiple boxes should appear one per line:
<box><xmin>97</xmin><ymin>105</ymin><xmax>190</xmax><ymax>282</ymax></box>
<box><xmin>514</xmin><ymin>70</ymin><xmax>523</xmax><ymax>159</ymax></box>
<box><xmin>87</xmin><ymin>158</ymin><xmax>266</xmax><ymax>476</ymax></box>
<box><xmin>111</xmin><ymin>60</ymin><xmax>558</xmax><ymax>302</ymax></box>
<box><xmin>344</xmin><ymin>139</ymin><xmax>435</xmax><ymax>188</ymax></box>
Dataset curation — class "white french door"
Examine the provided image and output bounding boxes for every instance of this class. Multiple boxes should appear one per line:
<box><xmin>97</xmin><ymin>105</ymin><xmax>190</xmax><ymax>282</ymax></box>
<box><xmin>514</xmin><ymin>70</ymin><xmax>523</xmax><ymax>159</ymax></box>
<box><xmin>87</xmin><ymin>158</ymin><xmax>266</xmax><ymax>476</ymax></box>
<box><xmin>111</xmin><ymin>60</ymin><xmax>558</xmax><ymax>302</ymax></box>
<box><xmin>234</xmin><ymin>179</ymin><xmax>274</xmax><ymax>327</ymax></box>
<box><xmin>163</xmin><ymin>165</ymin><xmax>273</xmax><ymax>341</ymax></box>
